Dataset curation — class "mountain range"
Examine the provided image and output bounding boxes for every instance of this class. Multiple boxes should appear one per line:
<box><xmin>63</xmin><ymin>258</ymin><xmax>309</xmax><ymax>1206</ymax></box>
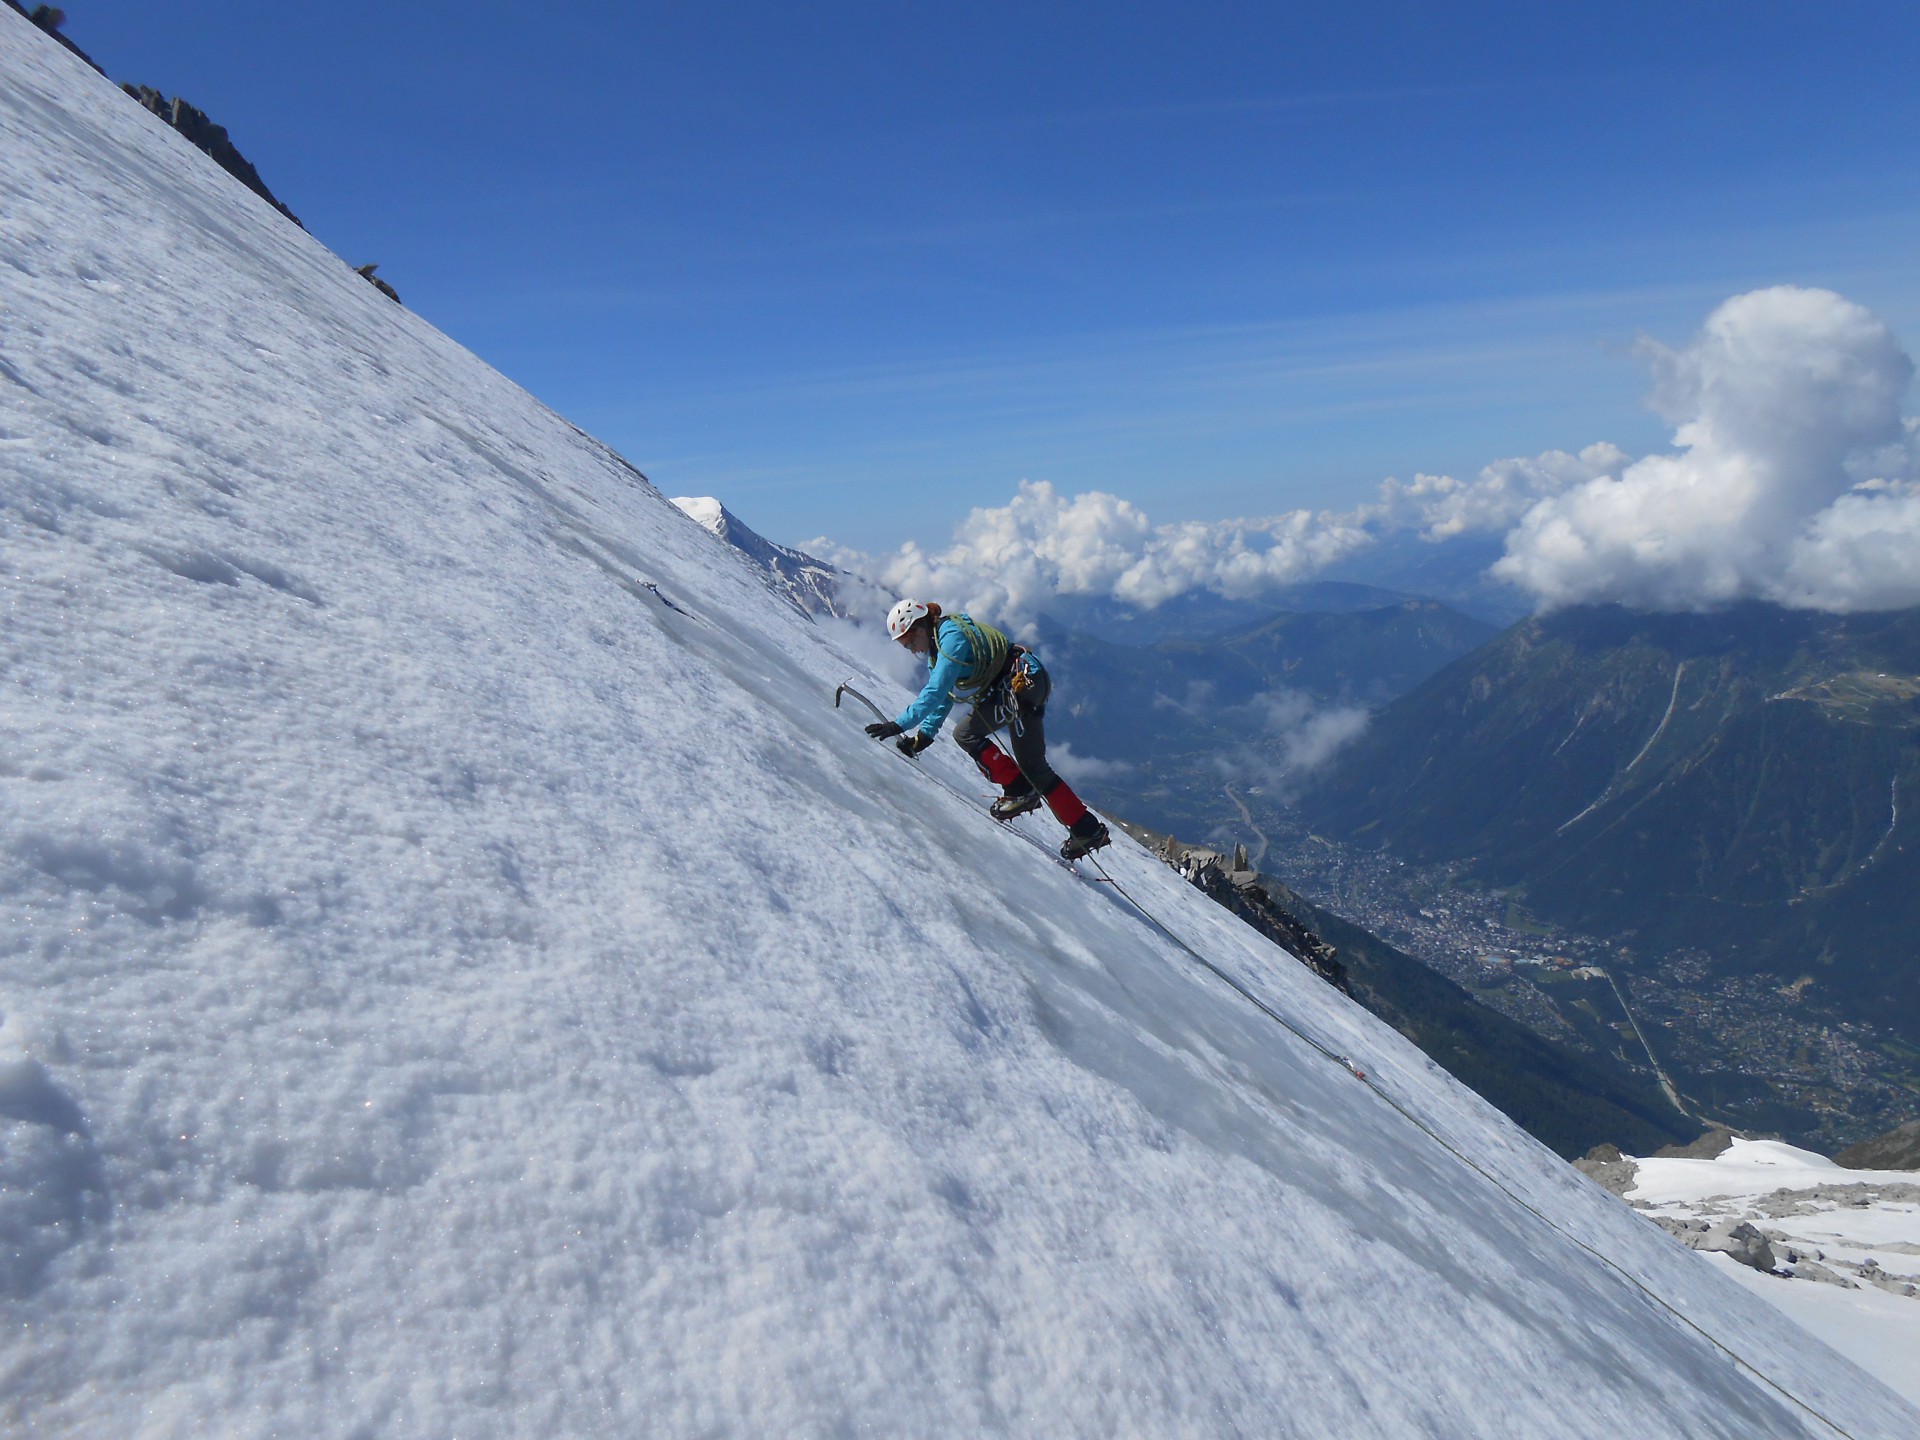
<box><xmin>1032</xmin><ymin>579</ymin><xmax>1441</xmax><ymax>643</ymax></box>
<box><xmin>1036</xmin><ymin>599</ymin><xmax>1497</xmax><ymax>772</ymax></box>
<box><xmin>1295</xmin><ymin>603</ymin><xmax>1920</xmax><ymax>1047</ymax></box>
<box><xmin>669</xmin><ymin>496</ymin><xmax>859</xmax><ymax>620</ymax></box>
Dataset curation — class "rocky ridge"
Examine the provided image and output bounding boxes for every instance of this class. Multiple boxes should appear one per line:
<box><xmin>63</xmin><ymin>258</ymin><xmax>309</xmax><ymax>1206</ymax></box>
<box><xmin>1838</xmin><ymin>1118</ymin><xmax>1920</xmax><ymax>1171</ymax></box>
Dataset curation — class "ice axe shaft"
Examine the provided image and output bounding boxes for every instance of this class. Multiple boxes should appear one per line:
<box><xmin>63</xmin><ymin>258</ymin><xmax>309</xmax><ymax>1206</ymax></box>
<box><xmin>833</xmin><ymin>680</ymin><xmax>888</xmax><ymax>723</ymax></box>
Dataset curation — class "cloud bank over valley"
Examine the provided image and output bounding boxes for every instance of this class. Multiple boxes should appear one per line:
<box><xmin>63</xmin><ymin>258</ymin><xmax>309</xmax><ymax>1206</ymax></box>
<box><xmin>814</xmin><ymin>287</ymin><xmax>1920</xmax><ymax>626</ymax></box>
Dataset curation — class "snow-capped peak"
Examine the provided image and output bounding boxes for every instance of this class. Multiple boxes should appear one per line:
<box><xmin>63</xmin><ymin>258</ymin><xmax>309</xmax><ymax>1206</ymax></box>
<box><xmin>670</xmin><ymin>494</ymin><xmax>727</xmax><ymax>535</ymax></box>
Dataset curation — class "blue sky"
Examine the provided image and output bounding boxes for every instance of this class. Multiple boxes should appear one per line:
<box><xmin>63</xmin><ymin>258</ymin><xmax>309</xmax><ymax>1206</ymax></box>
<box><xmin>58</xmin><ymin>1</ymin><xmax>1920</xmax><ymax>553</ymax></box>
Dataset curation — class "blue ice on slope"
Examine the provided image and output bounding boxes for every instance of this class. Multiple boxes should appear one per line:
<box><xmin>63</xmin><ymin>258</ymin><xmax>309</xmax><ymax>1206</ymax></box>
<box><xmin>1</xmin><ymin>15</ymin><xmax>1915</xmax><ymax>1437</ymax></box>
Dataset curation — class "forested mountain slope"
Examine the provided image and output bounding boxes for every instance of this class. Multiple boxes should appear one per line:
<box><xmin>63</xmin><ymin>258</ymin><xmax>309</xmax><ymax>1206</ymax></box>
<box><xmin>1299</xmin><ymin>603</ymin><xmax>1920</xmax><ymax>1040</ymax></box>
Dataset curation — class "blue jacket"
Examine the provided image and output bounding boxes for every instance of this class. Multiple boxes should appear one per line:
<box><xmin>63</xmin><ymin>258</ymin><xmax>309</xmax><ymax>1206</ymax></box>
<box><xmin>896</xmin><ymin>618</ymin><xmax>981</xmax><ymax>737</ymax></box>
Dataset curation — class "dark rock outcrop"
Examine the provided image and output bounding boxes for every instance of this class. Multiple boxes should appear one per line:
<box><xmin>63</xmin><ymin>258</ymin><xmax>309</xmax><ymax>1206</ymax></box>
<box><xmin>4</xmin><ymin>2</ymin><xmax>106</xmax><ymax>75</ymax></box>
<box><xmin>120</xmin><ymin>85</ymin><xmax>303</xmax><ymax>228</ymax></box>
<box><xmin>1653</xmin><ymin>1126</ymin><xmax>1741</xmax><ymax>1160</ymax></box>
<box><xmin>1164</xmin><ymin>840</ymin><xmax>1350</xmax><ymax>993</ymax></box>
<box><xmin>7</xmin><ymin>5</ymin><xmax>304</xmax><ymax>233</ymax></box>
<box><xmin>1574</xmin><ymin>1143</ymin><xmax>1639</xmax><ymax>1197</ymax></box>
<box><xmin>1835</xmin><ymin>1117</ymin><xmax>1920</xmax><ymax>1171</ymax></box>
<box><xmin>355</xmin><ymin>264</ymin><xmax>402</xmax><ymax>304</ymax></box>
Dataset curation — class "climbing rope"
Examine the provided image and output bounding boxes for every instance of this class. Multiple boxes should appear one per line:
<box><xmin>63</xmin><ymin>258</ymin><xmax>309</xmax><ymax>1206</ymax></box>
<box><xmin>833</xmin><ymin>676</ymin><xmax>1860</xmax><ymax>1439</ymax></box>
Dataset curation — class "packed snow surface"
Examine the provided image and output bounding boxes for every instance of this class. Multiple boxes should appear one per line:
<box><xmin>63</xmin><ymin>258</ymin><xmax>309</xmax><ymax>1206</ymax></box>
<box><xmin>1628</xmin><ymin>1139</ymin><xmax>1920</xmax><ymax>1406</ymax></box>
<box><xmin>2</xmin><ymin>16</ymin><xmax>1917</xmax><ymax>1438</ymax></box>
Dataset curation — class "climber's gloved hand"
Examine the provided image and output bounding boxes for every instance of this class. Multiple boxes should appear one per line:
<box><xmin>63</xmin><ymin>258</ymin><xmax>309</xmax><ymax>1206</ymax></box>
<box><xmin>895</xmin><ymin>731</ymin><xmax>933</xmax><ymax>757</ymax></box>
<box><xmin>865</xmin><ymin>720</ymin><xmax>905</xmax><ymax>740</ymax></box>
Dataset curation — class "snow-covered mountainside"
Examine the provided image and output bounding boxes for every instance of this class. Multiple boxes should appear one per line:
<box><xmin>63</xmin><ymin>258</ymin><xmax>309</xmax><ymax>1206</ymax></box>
<box><xmin>670</xmin><ymin>494</ymin><xmax>871</xmax><ymax>621</ymax></box>
<box><xmin>1622</xmin><ymin>1140</ymin><xmax>1920</xmax><ymax>1407</ymax></box>
<box><xmin>2</xmin><ymin>18</ymin><xmax>1916</xmax><ymax>1437</ymax></box>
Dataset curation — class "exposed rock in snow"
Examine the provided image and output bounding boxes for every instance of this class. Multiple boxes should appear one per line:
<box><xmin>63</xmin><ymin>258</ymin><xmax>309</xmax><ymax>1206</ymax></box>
<box><xmin>1575</xmin><ymin>1143</ymin><xmax>1640</xmax><ymax>1197</ymax></box>
<box><xmin>1627</xmin><ymin>1137</ymin><xmax>1920</xmax><ymax>1405</ymax></box>
<box><xmin>1647</xmin><ymin>1216</ymin><xmax>1777</xmax><ymax>1272</ymax></box>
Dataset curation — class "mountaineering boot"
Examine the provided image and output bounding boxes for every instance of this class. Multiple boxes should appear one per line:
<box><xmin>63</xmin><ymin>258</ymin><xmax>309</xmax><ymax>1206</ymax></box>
<box><xmin>990</xmin><ymin>787</ymin><xmax>1043</xmax><ymax>821</ymax></box>
<box><xmin>1059</xmin><ymin>813</ymin><xmax>1111</xmax><ymax>862</ymax></box>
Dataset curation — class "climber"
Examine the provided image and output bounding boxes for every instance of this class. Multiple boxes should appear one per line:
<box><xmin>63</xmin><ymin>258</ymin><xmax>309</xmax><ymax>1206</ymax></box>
<box><xmin>864</xmin><ymin>599</ymin><xmax>1111</xmax><ymax>862</ymax></box>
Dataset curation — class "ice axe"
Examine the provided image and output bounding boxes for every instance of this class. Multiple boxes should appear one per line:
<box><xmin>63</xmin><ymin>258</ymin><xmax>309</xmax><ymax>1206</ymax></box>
<box><xmin>832</xmin><ymin>680</ymin><xmax>888</xmax><ymax>724</ymax></box>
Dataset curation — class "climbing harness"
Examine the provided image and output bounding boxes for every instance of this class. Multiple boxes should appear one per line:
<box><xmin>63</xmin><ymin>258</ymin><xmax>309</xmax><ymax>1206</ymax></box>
<box><xmin>1005</xmin><ymin>648</ymin><xmax>1039</xmax><ymax>696</ymax></box>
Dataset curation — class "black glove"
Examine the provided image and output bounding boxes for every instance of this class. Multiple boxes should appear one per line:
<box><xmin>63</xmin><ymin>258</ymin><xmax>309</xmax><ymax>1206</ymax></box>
<box><xmin>865</xmin><ymin>720</ymin><xmax>904</xmax><ymax>740</ymax></box>
<box><xmin>895</xmin><ymin>731</ymin><xmax>933</xmax><ymax>757</ymax></box>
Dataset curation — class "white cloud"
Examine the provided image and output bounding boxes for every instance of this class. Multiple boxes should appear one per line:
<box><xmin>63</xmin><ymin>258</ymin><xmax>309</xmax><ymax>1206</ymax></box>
<box><xmin>812</xmin><ymin>444</ymin><xmax>1699</xmax><ymax>631</ymax></box>
<box><xmin>1492</xmin><ymin>287</ymin><xmax>1920</xmax><ymax>612</ymax></box>
<box><xmin>813</xmin><ymin>286</ymin><xmax>1920</xmax><ymax>625</ymax></box>
<box><xmin>1047</xmin><ymin>741</ymin><xmax>1134</xmax><ymax>784</ymax></box>
<box><xmin>1775</xmin><ymin>475</ymin><xmax>1920</xmax><ymax>612</ymax></box>
<box><xmin>1201</xmin><ymin>690</ymin><xmax>1371</xmax><ymax>794</ymax></box>
<box><xmin>1238</xmin><ymin>690</ymin><xmax>1371</xmax><ymax>777</ymax></box>
<box><xmin>1364</xmin><ymin>444</ymin><xmax>1631</xmax><ymax>540</ymax></box>
<box><xmin>811</xmin><ymin>480</ymin><xmax>1374</xmax><ymax>629</ymax></box>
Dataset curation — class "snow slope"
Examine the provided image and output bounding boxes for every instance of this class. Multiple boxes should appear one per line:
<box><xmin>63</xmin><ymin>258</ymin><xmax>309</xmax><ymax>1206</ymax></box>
<box><xmin>2</xmin><ymin>17</ymin><xmax>1917</xmax><ymax>1437</ymax></box>
<box><xmin>1627</xmin><ymin>1140</ymin><xmax>1920</xmax><ymax>1406</ymax></box>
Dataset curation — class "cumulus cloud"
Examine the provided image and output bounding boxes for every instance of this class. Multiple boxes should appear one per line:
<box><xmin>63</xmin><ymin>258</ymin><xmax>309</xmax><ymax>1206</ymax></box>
<box><xmin>811</xmin><ymin>480</ymin><xmax>1374</xmax><ymax>629</ymax></box>
<box><xmin>1776</xmin><ymin>478</ymin><xmax>1920</xmax><ymax>611</ymax></box>
<box><xmin>1244</xmin><ymin>690</ymin><xmax>1371</xmax><ymax>775</ymax></box>
<box><xmin>1493</xmin><ymin>287</ymin><xmax>1920</xmax><ymax>612</ymax></box>
<box><xmin>812</xmin><ymin>447</ymin><xmax>1639</xmax><ymax>629</ymax></box>
<box><xmin>812</xmin><ymin>443</ymin><xmax>1720</xmax><ymax>630</ymax></box>
<box><xmin>814</xmin><ymin>286</ymin><xmax>1920</xmax><ymax>624</ymax></box>
<box><xmin>1363</xmin><ymin>445</ymin><xmax>1631</xmax><ymax>540</ymax></box>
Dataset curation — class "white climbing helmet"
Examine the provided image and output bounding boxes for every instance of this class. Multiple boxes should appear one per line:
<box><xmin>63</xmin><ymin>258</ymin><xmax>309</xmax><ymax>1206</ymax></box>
<box><xmin>886</xmin><ymin>598</ymin><xmax>932</xmax><ymax>642</ymax></box>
